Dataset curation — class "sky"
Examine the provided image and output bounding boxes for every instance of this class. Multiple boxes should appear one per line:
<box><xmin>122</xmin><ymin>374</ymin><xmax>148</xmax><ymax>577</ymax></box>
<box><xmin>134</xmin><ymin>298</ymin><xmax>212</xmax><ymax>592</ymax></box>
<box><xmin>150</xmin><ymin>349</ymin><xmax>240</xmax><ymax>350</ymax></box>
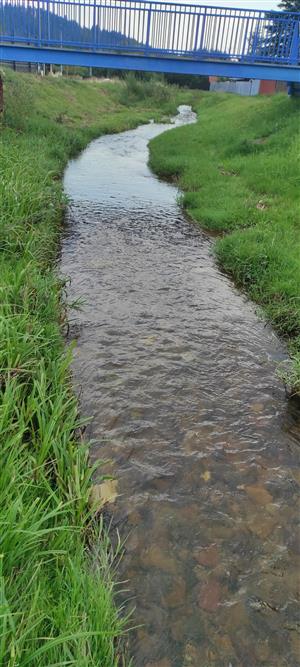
<box><xmin>187</xmin><ymin>1</ymin><xmax>279</xmax><ymax>9</ymax></box>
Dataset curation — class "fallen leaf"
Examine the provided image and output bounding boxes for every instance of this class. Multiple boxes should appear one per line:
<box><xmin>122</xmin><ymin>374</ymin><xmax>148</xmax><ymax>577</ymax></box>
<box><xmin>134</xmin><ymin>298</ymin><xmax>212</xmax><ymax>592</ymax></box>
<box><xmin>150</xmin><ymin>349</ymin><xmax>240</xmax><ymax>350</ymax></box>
<box><xmin>142</xmin><ymin>335</ymin><xmax>157</xmax><ymax>345</ymax></box>
<box><xmin>181</xmin><ymin>352</ymin><xmax>195</xmax><ymax>362</ymax></box>
<box><xmin>201</xmin><ymin>471</ymin><xmax>211</xmax><ymax>482</ymax></box>
<box><xmin>89</xmin><ymin>479</ymin><xmax>118</xmax><ymax>510</ymax></box>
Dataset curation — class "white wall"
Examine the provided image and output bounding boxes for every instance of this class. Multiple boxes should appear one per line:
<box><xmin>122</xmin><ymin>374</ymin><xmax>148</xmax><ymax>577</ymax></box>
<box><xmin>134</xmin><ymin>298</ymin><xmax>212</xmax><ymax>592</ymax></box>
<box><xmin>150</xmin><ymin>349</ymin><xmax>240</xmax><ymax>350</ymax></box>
<box><xmin>210</xmin><ymin>79</ymin><xmax>261</xmax><ymax>96</ymax></box>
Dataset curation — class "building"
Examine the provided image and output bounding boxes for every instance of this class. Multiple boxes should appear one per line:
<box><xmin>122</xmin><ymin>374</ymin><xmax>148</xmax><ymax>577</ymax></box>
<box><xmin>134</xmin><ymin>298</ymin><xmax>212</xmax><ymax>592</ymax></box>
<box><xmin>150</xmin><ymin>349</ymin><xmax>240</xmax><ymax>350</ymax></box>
<box><xmin>209</xmin><ymin>76</ymin><xmax>287</xmax><ymax>96</ymax></box>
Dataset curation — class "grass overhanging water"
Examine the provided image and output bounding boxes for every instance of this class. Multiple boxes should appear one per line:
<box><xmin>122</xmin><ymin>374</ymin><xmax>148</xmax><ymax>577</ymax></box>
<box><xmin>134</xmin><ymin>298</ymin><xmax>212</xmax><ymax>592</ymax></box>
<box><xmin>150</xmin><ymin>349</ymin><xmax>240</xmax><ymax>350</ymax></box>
<box><xmin>149</xmin><ymin>92</ymin><xmax>300</xmax><ymax>396</ymax></box>
<box><xmin>0</xmin><ymin>69</ymin><xmax>201</xmax><ymax>665</ymax></box>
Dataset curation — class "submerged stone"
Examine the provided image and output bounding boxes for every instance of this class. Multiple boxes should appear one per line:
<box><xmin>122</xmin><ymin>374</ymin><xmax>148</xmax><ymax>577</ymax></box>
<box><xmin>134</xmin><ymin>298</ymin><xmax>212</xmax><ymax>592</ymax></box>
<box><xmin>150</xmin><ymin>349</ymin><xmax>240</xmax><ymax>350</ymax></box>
<box><xmin>245</xmin><ymin>484</ymin><xmax>273</xmax><ymax>505</ymax></box>
<box><xmin>141</xmin><ymin>544</ymin><xmax>177</xmax><ymax>574</ymax></box>
<box><xmin>194</xmin><ymin>543</ymin><xmax>219</xmax><ymax>568</ymax></box>
<box><xmin>197</xmin><ymin>579</ymin><xmax>221</xmax><ymax>612</ymax></box>
<box><xmin>164</xmin><ymin>575</ymin><xmax>186</xmax><ymax>608</ymax></box>
<box><xmin>145</xmin><ymin>659</ymin><xmax>171</xmax><ymax>667</ymax></box>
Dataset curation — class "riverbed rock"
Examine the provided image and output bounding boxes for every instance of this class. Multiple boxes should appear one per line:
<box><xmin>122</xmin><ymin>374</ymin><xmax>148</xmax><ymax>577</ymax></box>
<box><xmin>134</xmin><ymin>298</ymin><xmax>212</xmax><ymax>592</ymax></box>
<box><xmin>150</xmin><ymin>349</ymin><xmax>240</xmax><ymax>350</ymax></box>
<box><xmin>247</xmin><ymin>512</ymin><xmax>277</xmax><ymax>538</ymax></box>
<box><xmin>131</xmin><ymin>407</ymin><xmax>143</xmax><ymax>419</ymax></box>
<box><xmin>178</xmin><ymin>504</ymin><xmax>200</xmax><ymax>522</ymax></box>
<box><xmin>251</xmin><ymin>402</ymin><xmax>265</xmax><ymax>414</ymax></box>
<box><xmin>194</xmin><ymin>564</ymin><xmax>207</xmax><ymax>581</ymax></box>
<box><xmin>197</xmin><ymin>579</ymin><xmax>221</xmax><ymax>612</ymax></box>
<box><xmin>221</xmin><ymin>600</ymin><xmax>249</xmax><ymax>631</ymax></box>
<box><xmin>136</xmin><ymin>628</ymin><xmax>157</xmax><ymax>655</ymax></box>
<box><xmin>182</xmin><ymin>642</ymin><xmax>203</xmax><ymax>666</ymax></box>
<box><xmin>194</xmin><ymin>543</ymin><xmax>219</xmax><ymax>568</ymax></box>
<box><xmin>125</xmin><ymin>530</ymin><xmax>139</xmax><ymax>553</ymax></box>
<box><xmin>214</xmin><ymin>633</ymin><xmax>235</xmax><ymax>657</ymax></box>
<box><xmin>182</xmin><ymin>430</ymin><xmax>200</xmax><ymax>453</ymax></box>
<box><xmin>145</xmin><ymin>659</ymin><xmax>171</xmax><ymax>667</ymax></box>
<box><xmin>245</xmin><ymin>484</ymin><xmax>273</xmax><ymax>505</ymax></box>
<box><xmin>290</xmin><ymin>632</ymin><xmax>300</xmax><ymax>661</ymax></box>
<box><xmin>171</xmin><ymin>618</ymin><xmax>185</xmax><ymax>642</ymax></box>
<box><xmin>254</xmin><ymin>639</ymin><xmax>271</xmax><ymax>662</ymax></box>
<box><xmin>164</xmin><ymin>575</ymin><xmax>186</xmax><ymax>608</ymax></box>
<box><xmin>127</xmin><ymin>509</ymin><xmax>142</xmax><ymax>526</ymax></box>
<box><xmin>141</xmin><ymin>544</ymin><xmax>177</xmax><ymax>574</ymax></box>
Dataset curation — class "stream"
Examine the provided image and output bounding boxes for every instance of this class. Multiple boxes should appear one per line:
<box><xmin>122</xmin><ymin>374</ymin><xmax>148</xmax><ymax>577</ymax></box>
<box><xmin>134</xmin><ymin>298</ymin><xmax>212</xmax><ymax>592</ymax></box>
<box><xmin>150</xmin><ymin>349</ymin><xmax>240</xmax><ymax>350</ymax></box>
<box><xmin>62</xmin><ymin>106</ymin><xmax>300</xmax><ymax>667</ymax></box>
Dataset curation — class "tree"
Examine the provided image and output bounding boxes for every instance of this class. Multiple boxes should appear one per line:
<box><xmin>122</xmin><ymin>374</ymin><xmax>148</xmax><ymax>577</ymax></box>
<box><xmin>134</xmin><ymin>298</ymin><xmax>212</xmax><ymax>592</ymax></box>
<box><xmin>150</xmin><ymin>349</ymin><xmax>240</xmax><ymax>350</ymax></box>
<box><xmin>279</xmin><ymin>1</ymin><xmax>300</xmax><ymax>11</ymax></box>
<box><xmin>251</xmin><ymin>1</ymin><xmax>299</xmax><ymax>62</ymax></box>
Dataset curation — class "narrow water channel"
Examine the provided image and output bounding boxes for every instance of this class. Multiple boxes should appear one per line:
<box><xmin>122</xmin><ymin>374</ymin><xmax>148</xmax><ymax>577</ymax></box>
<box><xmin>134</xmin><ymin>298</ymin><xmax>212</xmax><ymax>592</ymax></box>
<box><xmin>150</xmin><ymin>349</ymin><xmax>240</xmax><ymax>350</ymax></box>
<box><xmin>62</xmin><ymin>108</ymin><xmax>300</xmax><ymax>667</ymax></box>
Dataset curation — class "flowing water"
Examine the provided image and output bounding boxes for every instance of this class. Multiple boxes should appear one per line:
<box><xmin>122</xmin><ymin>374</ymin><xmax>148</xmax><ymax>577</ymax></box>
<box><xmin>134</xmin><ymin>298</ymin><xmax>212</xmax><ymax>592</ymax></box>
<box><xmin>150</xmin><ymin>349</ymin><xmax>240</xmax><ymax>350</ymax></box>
<box><xmin>62</xmin><ymin>107</ymin><xmax>300</xmax><ymax>667</ymax></box>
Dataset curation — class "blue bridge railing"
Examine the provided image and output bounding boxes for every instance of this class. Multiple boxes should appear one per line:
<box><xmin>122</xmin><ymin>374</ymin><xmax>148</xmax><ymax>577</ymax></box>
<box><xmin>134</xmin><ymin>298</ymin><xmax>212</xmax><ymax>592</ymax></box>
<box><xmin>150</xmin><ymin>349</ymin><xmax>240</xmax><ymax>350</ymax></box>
<box><xmin>0</xmin><ymin>0</ymin><xmax>299</xmax><ymax>66</ymax></box>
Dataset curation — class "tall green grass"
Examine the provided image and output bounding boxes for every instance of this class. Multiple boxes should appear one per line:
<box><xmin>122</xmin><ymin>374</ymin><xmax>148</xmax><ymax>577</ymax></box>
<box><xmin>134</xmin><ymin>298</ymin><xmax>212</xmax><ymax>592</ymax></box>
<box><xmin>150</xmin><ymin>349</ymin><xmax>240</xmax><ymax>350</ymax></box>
<box><xmin>0</xmin><ymin>69</ymin><xmax>201</xmax><ymax>664</ymax></box>
<box><xmin>149</xmin><ymin>92</ymin><xmax>300</xmax><ymax>395</ymax></box>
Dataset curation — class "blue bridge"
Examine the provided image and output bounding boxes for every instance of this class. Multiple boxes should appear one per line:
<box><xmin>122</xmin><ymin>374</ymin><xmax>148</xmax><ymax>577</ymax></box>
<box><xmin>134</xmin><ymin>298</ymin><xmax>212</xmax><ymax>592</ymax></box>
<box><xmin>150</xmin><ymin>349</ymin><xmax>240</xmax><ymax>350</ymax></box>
<box><xmin>0</xmin><ymin>1</ymin><xmax>299</xmax><ymax>83</ymax></box>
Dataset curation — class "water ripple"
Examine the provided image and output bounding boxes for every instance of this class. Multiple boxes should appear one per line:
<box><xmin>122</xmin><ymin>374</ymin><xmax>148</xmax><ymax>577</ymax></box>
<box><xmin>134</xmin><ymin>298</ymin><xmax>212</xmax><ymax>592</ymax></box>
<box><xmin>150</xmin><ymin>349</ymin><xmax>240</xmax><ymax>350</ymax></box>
<box><xmin>62</xmin><ymin>107</ymin><xmax>300</xmax><ymax>667</ymax></box>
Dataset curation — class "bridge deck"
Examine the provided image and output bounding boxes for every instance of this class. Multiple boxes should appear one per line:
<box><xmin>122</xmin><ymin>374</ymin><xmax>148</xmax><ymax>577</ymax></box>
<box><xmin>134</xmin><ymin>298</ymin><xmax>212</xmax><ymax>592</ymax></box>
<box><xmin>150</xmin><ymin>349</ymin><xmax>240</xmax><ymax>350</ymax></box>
<box><xmin>1</xmin><ymin>1</ymin><xmax>299</xmax><ymax>82</ymax></box>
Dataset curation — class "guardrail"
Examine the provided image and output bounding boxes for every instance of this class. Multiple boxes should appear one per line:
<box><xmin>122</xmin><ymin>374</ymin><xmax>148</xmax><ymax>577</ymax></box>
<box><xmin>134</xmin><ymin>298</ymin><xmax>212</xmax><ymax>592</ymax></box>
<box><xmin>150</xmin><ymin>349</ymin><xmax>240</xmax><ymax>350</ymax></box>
<box><xmin>0</xmin><ymin>0</ymin><xmax>299</xmax><ymax>65</ymax></box>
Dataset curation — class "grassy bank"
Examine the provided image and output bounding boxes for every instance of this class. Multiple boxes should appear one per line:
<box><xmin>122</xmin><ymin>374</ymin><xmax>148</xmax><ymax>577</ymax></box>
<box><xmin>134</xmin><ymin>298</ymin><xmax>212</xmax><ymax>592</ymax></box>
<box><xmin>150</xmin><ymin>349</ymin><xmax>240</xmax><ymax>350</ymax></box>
<box><xmin>0</xmin><ymin>69</ymin><xmax>200</xmax><ymax>665</ymax></box>
<box><xmin>149</xmin><ymin>92</ymin><xmax>300</xmax><ymax>395</ymax></box>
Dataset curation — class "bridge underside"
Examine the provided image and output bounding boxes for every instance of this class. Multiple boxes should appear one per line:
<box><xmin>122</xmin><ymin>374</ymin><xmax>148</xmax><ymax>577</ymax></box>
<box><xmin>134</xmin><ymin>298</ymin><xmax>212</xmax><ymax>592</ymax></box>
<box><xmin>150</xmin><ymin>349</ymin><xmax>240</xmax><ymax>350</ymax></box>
<box><xmin>1</xmin><ymin>45</ymin><xmax>299</xmax><ymax>83</ymax></box>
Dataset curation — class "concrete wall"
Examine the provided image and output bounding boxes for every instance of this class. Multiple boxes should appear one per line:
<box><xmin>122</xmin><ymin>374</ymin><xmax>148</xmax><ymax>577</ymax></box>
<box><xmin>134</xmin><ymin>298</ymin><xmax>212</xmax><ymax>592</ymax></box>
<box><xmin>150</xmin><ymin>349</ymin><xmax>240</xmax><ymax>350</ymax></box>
<box><xmin>209</xmin><ymin>78</ymin><xmax>287</xmax><ymax>96</ymax></box>
<box><xmin>209</xmin><ymin>79</ymin><xmax>260</xmax><ymax>96</ymax></box>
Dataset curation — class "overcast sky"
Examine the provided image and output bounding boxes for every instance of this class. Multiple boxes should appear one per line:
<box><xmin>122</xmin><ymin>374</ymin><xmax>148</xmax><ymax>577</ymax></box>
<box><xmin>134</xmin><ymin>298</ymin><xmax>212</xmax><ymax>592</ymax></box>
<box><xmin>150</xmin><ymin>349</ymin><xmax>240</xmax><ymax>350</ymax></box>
<box><xmin>193</xmin><ymin>1</ymin><xmax>279</xmax><ymax>9</ymax></box>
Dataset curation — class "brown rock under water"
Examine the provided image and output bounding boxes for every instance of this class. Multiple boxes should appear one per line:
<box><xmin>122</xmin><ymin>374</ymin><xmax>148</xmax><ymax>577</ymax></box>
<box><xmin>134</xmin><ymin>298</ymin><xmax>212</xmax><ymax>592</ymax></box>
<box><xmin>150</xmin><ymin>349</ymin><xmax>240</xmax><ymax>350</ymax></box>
<box><xmin>164</xmin><ymin>575</ymin><xmax>186</xmax><ymax>608</ymax></box>
<box><xmin>197</xmin><ymin>579</ymin><xmax>221</xmax><ymax>612</ymax></box>
<box><xmin>247</xmin><ymin>512</ymin><xmax>277</xmax><ymax>538</ymax></box>
<box><xmin>245</xmin><ymin>484</ymin><xmax>273</xmax><ymax>505</ymax></box>
<box><xmin>254</xmin><ymin>639</ymin><xmax>271</xmax><ymax>662</ymax></box>
<box><xmin>145</xmin><ymin>659</ymin><xmax>171</xmax><ymax>667</ymax></box>
<box><xmin>182</xmin><ymin>642</ymin><xmax>203</xmax><ymax>666</ymax></box>
<box><xmin>194</xmin><ymin>543</ymin><xmax>219</xmax><ymax>568</ymax></box>
<box><xmin>141</xmin><ymin>544</ymin><xmax>177</xmax><ymax>574</ymax></box>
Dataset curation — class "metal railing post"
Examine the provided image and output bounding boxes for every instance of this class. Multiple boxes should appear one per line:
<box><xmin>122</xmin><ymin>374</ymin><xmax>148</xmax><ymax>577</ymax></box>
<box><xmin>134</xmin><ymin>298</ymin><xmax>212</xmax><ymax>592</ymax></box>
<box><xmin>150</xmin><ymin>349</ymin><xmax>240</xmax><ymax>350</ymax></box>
<box><xmin>1</xmin><ymin>1</ymin><xmax>299</xmax><ymax>73</ymax></box>
<box><xmin>145</xmin><ymin>7</ymin><xmax>152</xmax><ymax>51</ymax></box>
<box><xmin>38</xmin><ymin>0</ymin><xmax>41</xmax><ymax>46</ymax></box>
<box><xmin>241</xmin><ymin>18</ymin><xmax>249</xmax><ymax>57</ymax></box>
<box><xmin>93</xmin><ymin>0</ymin><xmax>97</xmax><ymax>50</ymax></box>
<box><xmin>290</xmin><ymin>19</ymin><xmax>299</xmax><ymax>65</ymax></box>
<box><xmin>193</xmin><ymin>12</ymin><xmax>201</xmax><ymax>52</ymax></box>
<box><xmin>251</xmin><ymin>24</ymin><xmax>260</xmax><ymax>61</ymax></box>
<box><xmin>47</xmin><ymin>0</ymin><xmax>50</xmax><ymax>46</ymax></box>
<box><xmin>198</xmin><ymin>8</ymin><xmax>207</xmax><ymax>53</ymax></box>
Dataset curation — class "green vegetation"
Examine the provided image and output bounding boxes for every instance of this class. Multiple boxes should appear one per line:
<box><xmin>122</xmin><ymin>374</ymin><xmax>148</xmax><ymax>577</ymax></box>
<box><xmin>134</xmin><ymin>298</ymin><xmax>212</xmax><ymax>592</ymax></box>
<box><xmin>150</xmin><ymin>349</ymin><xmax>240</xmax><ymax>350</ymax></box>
<box><xmin>0</xmin><ymin>68</ymin><xmax>200</xmax><ymax>665</ymax></box>
<box><xmin>279</xmin><ymin>1</ymin><xmax>300</xmax><ymax>11</ymax></box>
<box><xmin>149</xmin><ymin>92</ymin><xmax>300</xmax><ymax>395</ymax></box>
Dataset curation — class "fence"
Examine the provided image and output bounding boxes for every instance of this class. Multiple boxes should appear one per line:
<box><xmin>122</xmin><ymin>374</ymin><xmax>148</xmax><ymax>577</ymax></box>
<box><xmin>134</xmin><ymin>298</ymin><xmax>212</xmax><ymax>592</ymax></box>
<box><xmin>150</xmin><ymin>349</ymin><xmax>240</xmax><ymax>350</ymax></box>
<box><xmin>1</xmin><ymin>0</ymin><xmax>299</xmax><ymax>65</ymax></box>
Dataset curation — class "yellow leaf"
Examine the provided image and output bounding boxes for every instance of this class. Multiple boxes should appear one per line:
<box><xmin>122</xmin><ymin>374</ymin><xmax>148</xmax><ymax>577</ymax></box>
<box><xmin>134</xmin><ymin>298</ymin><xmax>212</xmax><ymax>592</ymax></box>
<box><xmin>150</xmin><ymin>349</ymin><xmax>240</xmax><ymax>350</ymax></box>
<box><xmin>89</xmin><ymin>479</ymin><xmax>118</xmax><ymax>510</ymax></box>
<box><xmin>142</xmin><ymin>335</ymin><xmax>157</xmax><ymax>345</ymax></box>
<box><xmin>201</xmin><ymin>471</ymin><xmax>211</xmax><ymax>482</ymax></box>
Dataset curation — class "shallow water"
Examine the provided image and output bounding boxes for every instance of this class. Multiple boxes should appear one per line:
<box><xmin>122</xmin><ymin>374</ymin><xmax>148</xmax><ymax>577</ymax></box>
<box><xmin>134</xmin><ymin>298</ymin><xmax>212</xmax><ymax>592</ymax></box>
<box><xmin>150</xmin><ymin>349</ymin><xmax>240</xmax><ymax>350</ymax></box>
<box><xmin>62</xmin><ymin>107</ymin><xmax>300</xmax><ymax>667</ymax></box>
